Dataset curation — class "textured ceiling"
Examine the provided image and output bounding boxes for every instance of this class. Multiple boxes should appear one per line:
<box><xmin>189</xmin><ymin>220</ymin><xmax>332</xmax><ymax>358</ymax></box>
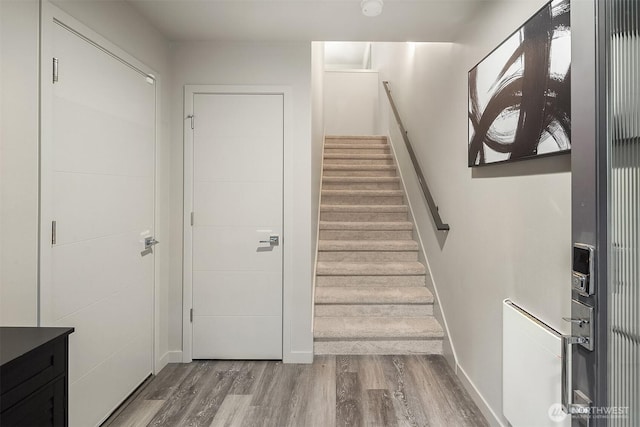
<box><xmin>125</xmin><ymin>0</ymin><xmax>485</xmax><ymax>42</ymax></box>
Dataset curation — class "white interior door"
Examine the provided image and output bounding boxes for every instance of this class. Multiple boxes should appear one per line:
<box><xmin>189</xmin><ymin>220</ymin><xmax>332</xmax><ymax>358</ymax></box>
<box><xmin>190</xmin><ymin>93</ymin><xmax>283</xmax><ymax>359</ymax></box>
<box><xmin>40</xmin><ymin>21</ymin><xmax>155</xmax><ymax>426</ymax></box>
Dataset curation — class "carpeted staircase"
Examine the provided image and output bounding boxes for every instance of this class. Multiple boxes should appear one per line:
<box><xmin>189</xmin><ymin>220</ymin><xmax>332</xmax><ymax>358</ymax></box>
<box><xmin>314</xmin><ymin>135</ymin><xmax>444</xmax><ymax>355</ymax></box>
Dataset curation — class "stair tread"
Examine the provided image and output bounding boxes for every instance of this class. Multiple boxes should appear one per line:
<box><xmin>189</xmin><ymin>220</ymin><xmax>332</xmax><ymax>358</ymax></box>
<box><xmin>315</xmin><ymin>304</ymin><xmax>432</xmax><ymax>317</ymax></box>
<box><xmin>316</xmin><ymin>286</ymin><xmax>434</xmax><ymax>304</ymax></box>
<box><xmin>324</xmin><ymin>153</ymin><xmax>393</xmax><ymax>159</ymax></box>
<box><xmin>318</xmin><ymin>240</ymin><xmax>419</xmax><ymax>251</ymax></box>
<box><xmin>326</xmin><ymin>135</ymin><xmax>387</xmax><ymax>140</ymax></box>
<box><xmin>324</xmin><ymin>164</ymin><xmax>396</xmax><ymax>170</ymax></box>
<box><xmin>325</xmin><ymin>143</ymin><xmax>389</xmax><ymax>149</ymax></box>
<box><xmin>314</xmin><ymin>316</ymin><xmax>443</xmax><ymax>339</ymax></box>
<box><xmin>322</xmin><ymin>189</ymin><xmax>404</xmax><ymax>196</ymax></box>
<box><xmin>320</xmin><ymin>204</ymin><xmax>408</xmax><ymax>212</ymax></box>
<box><xmin>322</xmin><ymin>176</ymin><xmax>400</xmax><ymax>183</ymax></box>
<box><xmin>320</xmin><ymin>221</ymin><xmax>412</xmax><ymax>231</ymax></box>
<box><xmin>316</xmin><ymin>261</ymin><xmax>426</xmax><ymax>276</ymax></box>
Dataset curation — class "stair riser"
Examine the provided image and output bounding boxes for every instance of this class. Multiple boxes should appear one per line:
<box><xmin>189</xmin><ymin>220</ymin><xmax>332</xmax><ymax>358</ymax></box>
<box><xmin>323</xmin><ymin>170</ymin><xmax>397</xmax><ymax>177</ymax></box>
<box><xmin>321</xmin><ymin>195</ymin><xmax>404</xmax><ymax>205</ymax></box>
<box><xmin>323</xmin><ymin>158</ymin><xmax>394</xmax><ymax>166</ymax></box>
<box><xmin>325</xmin><ymin>148</ymin><xmax>390</xmax><ymax>155</ymax></box>
<box><xmin>317</xmin><ymin>251</ymin><xmax>418</xmax><ymax>262</ymax></box>
<box><xmin>323</xmin><ymin>182</ymin><xmax>400</xmax><ymax>190</ymax></box>
<box><xmin>316</xmin><ymin>275</ymin><xmax>426</xmax><ymax>287</ymax></box>
<box><xmin>319</xmin><ymin>230</ymin><xmax>413</xmax><ymax>240</ymax></box>
<box><xmin>314</xmin><ymin>340</ymin><xmax>443</xmax><ymax>355</ymax></box>
<box><xmin>320</xmin><ymin>211</ymin><xmax>408</xmax><ymax>222</ymax></box>
<box><xmin>315</xmin><ymin>304</ymin><xmax>433</xmax><ymax>317</ymax></box>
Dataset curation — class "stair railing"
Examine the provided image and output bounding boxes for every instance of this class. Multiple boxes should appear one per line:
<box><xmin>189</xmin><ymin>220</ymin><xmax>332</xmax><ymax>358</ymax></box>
<box><xmin>382</xmin><ymin>81</ymin><xmax>450</xmax><ymax>231</ymax></box>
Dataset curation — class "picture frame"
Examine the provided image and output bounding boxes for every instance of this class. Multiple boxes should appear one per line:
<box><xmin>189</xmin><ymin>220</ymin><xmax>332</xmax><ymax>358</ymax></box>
<box><xmin>468</xmin><ymin>0</ymin><xmax>571</xmax><ymax>167</ymax></box>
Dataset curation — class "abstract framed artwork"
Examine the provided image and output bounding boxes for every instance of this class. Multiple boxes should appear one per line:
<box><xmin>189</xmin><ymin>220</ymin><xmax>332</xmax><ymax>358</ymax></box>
<box><xmin>468</xmin><ymin>0</ymin><xmax>571</xmax><ymax>167</ymax></box>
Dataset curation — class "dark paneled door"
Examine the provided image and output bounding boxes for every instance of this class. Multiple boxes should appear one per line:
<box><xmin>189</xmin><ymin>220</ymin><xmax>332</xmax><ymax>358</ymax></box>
<box><xmin>569</xmin><ymin>0</ymin><xmax>639</xmax><ymax>425</ymax></box>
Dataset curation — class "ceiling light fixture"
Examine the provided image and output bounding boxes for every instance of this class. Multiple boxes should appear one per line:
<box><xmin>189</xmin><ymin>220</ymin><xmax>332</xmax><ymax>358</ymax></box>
<box><xmin>361</xmin><ymin>0</ymin><xmax>383</xmax><ymax>17</ymax></box>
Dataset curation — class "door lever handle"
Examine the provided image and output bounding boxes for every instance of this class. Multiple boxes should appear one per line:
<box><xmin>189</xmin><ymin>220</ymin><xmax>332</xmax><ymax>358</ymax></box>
<box><xmin>144</xmin><ymin>237</ymin><xmax>159</xmax><ymax>249</ymax></box>
<box><xmin>259</xmin><ymin>235</ymin><xmax>279</xmax><ymax>245</ymax></box>
<box><xmin>562</xmin><ymin>334</ymin><xmax>590</xmax><ymax>415</ymax></box>
<box><xmin>563</xmin><ymin>317</ymin><xmax>590</xmax><ymax>327</ymax></box>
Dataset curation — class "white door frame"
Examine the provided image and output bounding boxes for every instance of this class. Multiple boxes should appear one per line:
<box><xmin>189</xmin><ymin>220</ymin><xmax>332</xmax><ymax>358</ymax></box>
<box><xmin>182</xmin><ymin>85</ymin><xmax>293</xmax><ymax>362</ymax></box>
<box><xmin>39</xmin><ymin>2</ymin><xmax>162</xmax><ymax>374</ymax></box>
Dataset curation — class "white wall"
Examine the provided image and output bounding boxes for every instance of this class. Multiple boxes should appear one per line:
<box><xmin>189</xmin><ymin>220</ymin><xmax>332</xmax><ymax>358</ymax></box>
<box><xmin>372</xmin><ymin>1</ymin><xmax>571</xmax><ymax>424</ymax></box>
<box><xmin>0</xmin><ymin>0</ymin><xmax>173</xmax><ymax>370</ymax></box>
<box><xmin>0</xmin><ymin>0</ymin><xmax>40</xmax><ymax>326</ymax></box>
<box><xmin>324</xmin><ymin>70</ymin><xmax>379</xmax><ymax>135</ymax></box>
<box><xmin>324</xmin><ymin>41</ymin><xmax>370</xmax><ymax>70</ymax></box>
<box><xmin>169</xmin><ymin>41</ymin><xmax>314</xmax><ymax>362</ymax></box>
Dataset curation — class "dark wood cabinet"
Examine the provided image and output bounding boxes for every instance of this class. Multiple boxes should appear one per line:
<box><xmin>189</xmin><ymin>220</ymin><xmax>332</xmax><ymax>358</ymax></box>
<box><xmin>0</xmin><ymin>327</ymin><xmax>74</xmax><ymax>427</ymax></box>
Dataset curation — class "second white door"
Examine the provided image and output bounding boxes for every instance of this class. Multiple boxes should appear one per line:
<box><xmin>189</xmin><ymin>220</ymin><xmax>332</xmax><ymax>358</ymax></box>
<box><xmin>190</xmin><ymin>92</ymin><xmax>283</xmax><ymax>359</ymax></box>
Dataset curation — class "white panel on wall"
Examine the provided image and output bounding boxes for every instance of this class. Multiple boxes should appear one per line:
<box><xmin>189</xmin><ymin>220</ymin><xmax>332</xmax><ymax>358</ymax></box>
<box><xmin>503</xmin><ymin>300</ymin><xmax>570</xmax><ymax>427</ymax></box>
<box><xmin>324</xmin><ymin>70</ymin><xmax>379</xmax><ymax>135</ymax></box>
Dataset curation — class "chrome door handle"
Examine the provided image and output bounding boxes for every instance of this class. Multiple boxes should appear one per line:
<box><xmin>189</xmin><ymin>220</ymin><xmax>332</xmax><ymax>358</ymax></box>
<box><xmin>145</xmin><ymin>237</ymin><xmax>159</xmax><ymax>249</ymax></box>
<box><xmin>259</xmin><ymin>235</ymin><xmax>279</xmax><ymax>245</ymax></box>
<box><xmin>561</xmin><ymin>298</ymin><xmax>595</xmax><ymax>417</ymax></box>
<box><xmin>561</xmin><ymin>334</ymin><xmax>590</xmax><ymax>415</ymax></box>
<box><xmin>562</xmin><ymin>317</ymin><xmax>590</xmax><ymax>327</ymax></box>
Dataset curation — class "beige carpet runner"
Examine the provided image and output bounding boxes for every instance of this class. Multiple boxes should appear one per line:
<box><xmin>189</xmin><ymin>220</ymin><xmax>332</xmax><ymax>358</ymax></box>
<box><xmin>314</xmin><ymin>136</ymin><xmax>444</xmax><ymax>355</ymax></box>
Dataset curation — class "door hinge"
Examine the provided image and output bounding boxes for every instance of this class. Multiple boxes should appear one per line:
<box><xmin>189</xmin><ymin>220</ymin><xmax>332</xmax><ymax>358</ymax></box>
<box><xmin>52</xmin><ymin>58</ymin><xmax>59</xmax><ymax>83</ymax></box>
<box><xmin>51</xmin><ymin>220</ymin><xmax>57</xmax><ymax>245</ymax></box>
<box><xmin>190</xmin><ymin>212</ymin><xmax>194</xmax><ymax>226</ymax></box>
<box><xmin>190</xmin><ymin>308</ymin><xmax>193</xmax><ymax>322</ymax></box>
<box><xmin>187</xmin><ymin>114</ymin><xmax>194</xmax><ymax>130</ymax></box>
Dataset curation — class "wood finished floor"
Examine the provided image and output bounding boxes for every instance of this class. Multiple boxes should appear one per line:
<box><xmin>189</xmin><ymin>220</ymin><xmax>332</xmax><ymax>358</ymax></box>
<box><xmin>104</xmin><ymin>355</ymin><xmax>488</xmax><ymax>427</ymax></box>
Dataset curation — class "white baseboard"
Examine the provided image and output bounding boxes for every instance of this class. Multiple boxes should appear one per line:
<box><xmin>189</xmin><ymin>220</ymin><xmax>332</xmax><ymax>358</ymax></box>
<box><xmin>164</xmin><ymin>349</ymin><xmax>308</xmax><ymax>365</ymax></box>
<box><xmin>284</xmin><ymin>350</ymin><xmax>313</xmax><ymax>364</ymax></box>
<box><xmin>456</xmin><ymin>363</ymin><xmax>506</xmax><ymax>427</ymax></box>
<box><xmin>168</xmin><ymin>350</ymin><xmax>183</xmax><ymax>363</ymax></box>
<box><xmin>159</xmin><ymin>350</ymin><xmax>184</xmax><ymax>367</ymax></box>
<box><xmin>156</xmin><ymin>352</ymin><xmax>169</xmax><ymax>374</ymax></box>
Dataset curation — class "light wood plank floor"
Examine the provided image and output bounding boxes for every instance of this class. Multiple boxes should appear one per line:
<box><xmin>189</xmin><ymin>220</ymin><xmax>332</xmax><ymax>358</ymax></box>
<box><xmin>103</xmin><ymin>355</ymin><xmax>488</xmax><ymax>427</ymax></box>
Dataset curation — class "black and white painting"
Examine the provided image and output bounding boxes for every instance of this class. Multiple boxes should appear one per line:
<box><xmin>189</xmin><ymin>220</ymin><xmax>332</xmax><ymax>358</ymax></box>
<box><xmin>468</xmin><ymin>0</ymin><xmax>571</xmax><ymax>167</ymax></box>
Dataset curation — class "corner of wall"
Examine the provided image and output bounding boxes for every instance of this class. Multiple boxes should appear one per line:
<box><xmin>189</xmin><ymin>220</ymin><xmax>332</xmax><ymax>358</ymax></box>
<box><xmin>158</xmin><ymin>350</ymin><xmax>183</xmax><ymax>373</ymax></box>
